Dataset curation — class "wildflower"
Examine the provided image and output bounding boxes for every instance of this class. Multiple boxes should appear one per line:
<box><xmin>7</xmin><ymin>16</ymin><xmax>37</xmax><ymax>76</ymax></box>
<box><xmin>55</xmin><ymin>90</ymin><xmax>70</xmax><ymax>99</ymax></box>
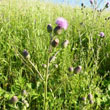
<box><xmin>90</xmin><ymin>0</ymin><xmax>93</xmax><ymax>4</ymax></box>
<box><xmin>23</xmin><ymin>49</ymin><xmax>30</xmax><ymax>59</ymax></box>
<box><xmin>81</xmin><ymin>3</ymin><xmax>84</xmax><ymax>7</ymax></box>
<box><xmin>51</xmin><ymin>38</ymin><xmax>59</xmax><ymax>47</ymax></box>
<box><xmin>90</xmin><ymin>100</ymin><xmax>94</xmax><ymax>104</ymax></box>
<box><xmin>82</xmin><ymin>97</ymin><xmax>86</xmax><ymax>101</ymax></box>
<box><xmin>54</xmin><ymin>26</ymin><xmax>62</xmax><ymax>35</ymax></box>
<box><xmin>11</xmin><ymin>96</ymin><xmax>18</xmax><ymax>104</ymax></box>
<box><xmin>74</xmin><ymin>66</ymin><xmax>82</xmax><ymax>73</ymax></box>
<box><xmin>88</xmin><ymin>93</ymin><xmax>93</xmax><ymax>100</ymax></box>
<box><xmin>47</xmin><ymin>24</ymin><xmax>52</xmax><ymax>33</ymax></box>
<box><xmin>68</xmin><ymin>67</ymin><xmax>74</xmax><ymax>72</ymax></box>
<box><xmin>99</xmin><ymin>32</ymin><xmax>105</xmax><ymax>37</ymax></box>
<box><xmin>105</xmin><ymin>2</ymin><xmax>110</xmax><ymax>8</ymax></box>
<box><xmin>62</xmin><ymin>40</ymin><xmax>69</xmax><ymax>48</ymax></box>
<box><xmin>56</xmin><ymin>17</ymin><xmax>68</xmax><ymax>30</ymax></box>
<box><xmin>22</xmin><ymin>90</ymin><xmax>28</xmax><ymax>96</ymax></box>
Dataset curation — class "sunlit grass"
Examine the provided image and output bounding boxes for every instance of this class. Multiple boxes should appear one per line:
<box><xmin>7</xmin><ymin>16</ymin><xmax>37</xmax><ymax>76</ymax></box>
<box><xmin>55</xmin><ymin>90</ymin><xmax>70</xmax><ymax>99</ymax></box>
<box><xmin>0</xmin><ymin>0</ymin><xmax>110</xmax><ymax>109</ymax></box>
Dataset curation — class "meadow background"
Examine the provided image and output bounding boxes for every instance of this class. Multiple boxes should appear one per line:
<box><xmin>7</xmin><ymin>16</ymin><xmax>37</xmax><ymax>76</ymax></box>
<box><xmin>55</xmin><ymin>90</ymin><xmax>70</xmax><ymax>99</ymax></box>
<box><xmin>0</xmin><ymin>0</ymin><xmax>110</xmax><ymax>110</ymax></box>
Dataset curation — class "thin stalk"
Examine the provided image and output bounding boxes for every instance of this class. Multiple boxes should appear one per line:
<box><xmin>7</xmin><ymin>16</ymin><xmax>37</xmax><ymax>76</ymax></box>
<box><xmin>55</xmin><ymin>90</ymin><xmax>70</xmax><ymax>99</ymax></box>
<box><xmin>44</xmin><ymin>56</ymin><xmax>49</xmax><ymax>110</ymax></box>
<box><xmin>44</xmin><ymin>32</ymin><xmax>53</xmax><ymax>110</ymax></box>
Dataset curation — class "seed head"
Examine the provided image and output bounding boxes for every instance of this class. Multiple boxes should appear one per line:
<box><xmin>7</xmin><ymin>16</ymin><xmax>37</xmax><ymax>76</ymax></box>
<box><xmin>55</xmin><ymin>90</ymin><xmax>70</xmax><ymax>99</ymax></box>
<box><xmin>47</xmin><ymin>24</ymin><xmax>52</xmax><ymax>33</ymax></box>
<box><xmin>11</xmin><ymin>96</ymin><xmax>18</xmax><ymax>104</ymax></box>
<box><xmin>51</xmin><ymin>38</ymin><xmax>59</xmax><ymax>47</ymax></box>
<box><xmin>74</xmin><ymin>66</ymin><xmax>82</xmax><ymax>73</ymax></box>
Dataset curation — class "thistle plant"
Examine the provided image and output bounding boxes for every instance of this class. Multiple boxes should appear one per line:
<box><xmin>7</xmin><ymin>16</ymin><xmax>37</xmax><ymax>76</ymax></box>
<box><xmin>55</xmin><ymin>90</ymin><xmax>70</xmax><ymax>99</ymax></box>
<box><xmin>21</xmin><ymin>17</ymin><xmax>69</xmax><ymax>110</ymax></box>
<box><xmin>43</xmin><ymin>17</ymin><xmax>68</xmax><ymax>110</ymax></box>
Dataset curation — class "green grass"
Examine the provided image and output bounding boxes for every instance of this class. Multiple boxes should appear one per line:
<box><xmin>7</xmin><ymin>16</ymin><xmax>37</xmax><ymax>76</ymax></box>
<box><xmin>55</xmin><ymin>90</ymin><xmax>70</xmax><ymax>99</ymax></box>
<box><xmin>0</xmin><ymin>0</ymin><xmax>110</xmax><ymax>110</ymax></box>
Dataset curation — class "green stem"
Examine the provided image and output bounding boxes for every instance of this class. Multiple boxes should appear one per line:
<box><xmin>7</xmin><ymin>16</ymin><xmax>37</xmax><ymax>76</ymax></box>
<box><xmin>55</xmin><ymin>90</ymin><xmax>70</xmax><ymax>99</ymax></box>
<box><xmin>44</xmin><ymin>57</ymin><xmax>49</xmax><ymax>110</ymax></box>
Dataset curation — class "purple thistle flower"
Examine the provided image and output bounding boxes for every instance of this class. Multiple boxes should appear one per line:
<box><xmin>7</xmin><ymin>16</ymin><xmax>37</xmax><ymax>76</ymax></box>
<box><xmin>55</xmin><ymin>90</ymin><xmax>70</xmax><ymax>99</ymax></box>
<box><xmin>100</xmin><ymin>32</ymin><xmax>105</xmax><ymax>37</ymax></box>
<box><xmin>90</xmin><ymin>0</ymin><xmax>93</xmax><ymax>4</ymax></box>
<box><xmin>56</xmin><ymin>17</ymin><xmax>68</xmax><ymax>30</ymax></box>
<box><xmin>105</xmin><ymin>2</ymin><xmax>110</xmax><ymax>8</ymax></box>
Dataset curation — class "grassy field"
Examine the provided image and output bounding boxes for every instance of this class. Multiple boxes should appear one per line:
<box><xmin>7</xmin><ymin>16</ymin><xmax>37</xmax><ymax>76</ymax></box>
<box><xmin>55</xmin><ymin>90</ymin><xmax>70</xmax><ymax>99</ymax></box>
<box><xmin>0</xmin><ymin>0</ymin><xmax>110</xmax><ymax>110</ymax></box>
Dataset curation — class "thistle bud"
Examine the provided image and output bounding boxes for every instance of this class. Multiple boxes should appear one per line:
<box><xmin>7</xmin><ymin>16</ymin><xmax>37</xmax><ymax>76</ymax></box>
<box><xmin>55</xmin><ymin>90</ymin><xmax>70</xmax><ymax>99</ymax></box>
<box><xmin>88</xmin><ymin>93</ymin><xmax>93</xmax><ymax>100</ymax></box>
<box><xmin>105</xmin><ymin>2</ymin><xmax>110</xmax><ymax>8</ymax></box>
<box><xmin>90</xmin><ymin>99</ymin><xmax>94</xmax><ymax>104</ymax></box>
<box><xmin>22</xmin><ymin>90</ymin><xmax>28</xmax><ymax>96</ymax></box>
<box><xmin>23</xmin><ymin>100</ymin><xmax>29</xmax><ymax>107</ymax></box>
<box><xmin>90</xmin><ymin>0</ymin><xmax>93</xmax><ymax>5</ymax></box>
<box><xmin>81</xmin><ymin>3</ymin><xmax>84</xmax><ymax>7</ymax></box>
<box><xmin>82</xmin><ymin>97</ymin><xmax>86</xmax><ymax>101</ymax></box>
<box><xmin>22</xmin><ymin>49</ymin><xmax>30</xmax><ymax>59</ymax></box>
<box><xmin>74</xmin><ymin>66</ymin><xmax>82</xmax><ymax>73</ymax></box>
<box><xmin>54</xmin><ymin>64</ymin><xmax>58</xmax><ymax>68</ymax></box>
<box><xmin>47</xmin><ymin>24</ymin><xmax>52</xmax><ymax>33</ymax></box>
<box><xmin>42</xmin><ymin>64</ymin><xmax>47</xmax><ymax>68</ymax></box>
<box><xmin>62</xmin><ymin>40</ymin><xmax>69</xmax><ymax>48</ymax></box>
<box><xmin>54</xmin><ymin>26</ymin><xmax>62</xmax><ymax>35</ymax></box>
<box><xmin>11</xmin><ymin>96</ymin><xmax>18</xmax><ymax>104</ymax></box>
<box><xmin>51</xmin><ymin>38</ymin><xmax>59</xmax><ymax>47</ymax></box>
<box><xmin>68</xmin><ymin>67</ymin><xmax>74</xmax><ymax>72</ymax></box>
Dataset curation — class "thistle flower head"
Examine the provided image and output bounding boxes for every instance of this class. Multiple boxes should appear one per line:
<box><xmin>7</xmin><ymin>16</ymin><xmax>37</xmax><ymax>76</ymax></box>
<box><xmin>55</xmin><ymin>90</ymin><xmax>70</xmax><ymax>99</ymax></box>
<box><xmin>90</xmin><ymin>99</ymin><xmax>94</xmax><ymax>104</ymax></box>
<box><xmin>88</xmin><ymin>93</ymin><xmax>93</xmax><ymax>100</ymax></box>
<box><xmin>81</xmin><ymin>3</ymin><xmax>84</xmax><ymax>7</ymax></box>
<box><xmin>74</xmin><ymin>66</ymin><xmax>82</xmax><ymax>73</ymax></box>
<box><xmin>23</xmin><ymin>49</ymin><xmax>30</xmax><ymax>59</ymax></box>
<box><xmin>51</xmin><ymin>38</ymin><xmax>59</xmax><ymax>47</ymax></box>
<box><xmin>54</xmin><ymin>26</ymin><xmax>62</xmax><ymax>35</ymax></box>
<box><xmin>105</xmin><ymin>2</ymin><xmax>110</xmax><ymax>8</ymax></box>
<box><xmin>11</xmin><ymin>96</ymin><xmax>18</xmax><ymax>104</ymax></box>
<box><xmin>99</xmin><ymin>32</ymin><xmax>105</xmax><ymax>37</ymax></box>
<box><xmin>68</xmin><ymin>67</ymin><xmax>74</xmax><ymax>72</ymax></box>
<box><xmin>90</xmin><ymin>0</ymin><xmax>93</xmax><ymax>4</ymax></box>
<box><xmin>22</xmin><ymin>90</ymin><xmax>28</xmax><ymax>96</ymax></box>
<box><xmin>56</xmin><ymin>17</ymin><xmax>68</xmax><ymax>30</ymax></box>
<box><xmin>47</xmin><ymin>24</ymin><xmax>52</xmax><ymax>33</ymax></box>
<box><xmin>42</xmin><ymin>64</ymin><xmax>47</xmax><ymax>68</ymax></box>
<box><xmin>82</xmin><ymin>97</ymin><xmax>86</xmax><ymax>101</ymax></box>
